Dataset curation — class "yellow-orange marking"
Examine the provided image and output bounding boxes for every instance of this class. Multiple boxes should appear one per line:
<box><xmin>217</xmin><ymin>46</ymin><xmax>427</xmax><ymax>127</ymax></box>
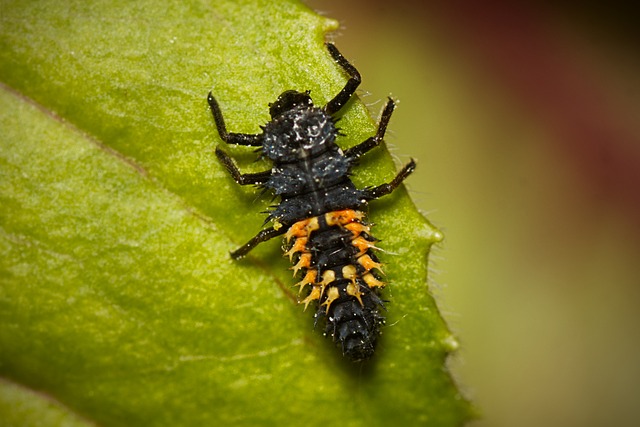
<box><xmin>283</xmin><ymin>237</ymin><xmax>307</xmax><ymax>261</ymax></box>
<box><xmin>346</xmin><ymin>282</ymin><xmax>363</xmax><ymax>306</ymax></box>
<box><xmin>342</xmin><ymin>264</ymin><xmax>357</xmax><ymax>283</ymax></box>
<box><xmin>292</xmin><ymin>252</ymin><xmax>311</xmax><ymax>275</ymax></box>
<box><xmin>318</xmin><ymin>269</ymin><xmax>336</xmax><ymax>286</ymax></box>
<box><xmin>363</xmin><ymin>272</ymin><xmax>385</xmax><ymax>288</ymax></box>
<box><xmin>357</xmin><ymin>254</ymin><xmax>383</xmax><ymax>272</ymax></box>
<box><xmin>325</xmin><ymin>209</ymin><xmax>364</xmax><ymax>226</ymax></box>
<box><xmin>321</xmin><ymin>286</ymin><xmax>340</xmax><ymax>312</ymax></box>
<box><xmin>351</xmin><ymin>236</ymin><xmax>377</xmax><ymax>255</ymax></box>
<box><xmin>285</xmin><ymin>217</ymin><xmax>319</xmax><ymax>242</ymax></box>
<box><xmin>301</xmin><ymin>285</ymin><xmax>322</xmax><ymax>310</ymax></box>
<box><xmin>345</xmin><ymin>222</ymin><xmax>370</xmax><ymax>236</ymax></box>
<box><xmin>295</xmin><ymin>269</ymin><xmax>317</xmax><ymax>294</ymax></box>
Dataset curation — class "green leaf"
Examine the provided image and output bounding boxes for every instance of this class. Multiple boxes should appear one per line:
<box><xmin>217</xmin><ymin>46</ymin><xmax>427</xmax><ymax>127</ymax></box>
<box><xmin>0</xmin><ymin>0</ymin><xmax>473</xmax><ymax>425</ymax></box>
<box><xmin>0</xmin><ymin>379</ymin><xmax>93</xmax><ymax>427</ymax></box>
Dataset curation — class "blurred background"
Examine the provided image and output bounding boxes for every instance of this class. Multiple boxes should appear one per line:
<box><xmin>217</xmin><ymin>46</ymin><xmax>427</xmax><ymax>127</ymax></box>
<box><xmin>305</xmin><ymin>1</ymin><xmax>640</xmax><ymax>426</ymax></box>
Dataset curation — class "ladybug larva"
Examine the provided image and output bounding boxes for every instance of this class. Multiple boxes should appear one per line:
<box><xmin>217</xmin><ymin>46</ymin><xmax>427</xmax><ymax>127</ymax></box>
<box><xmin>209</xmin><ymin>43</ymin><xmax>415</xmax><ymax>361</ymax></box>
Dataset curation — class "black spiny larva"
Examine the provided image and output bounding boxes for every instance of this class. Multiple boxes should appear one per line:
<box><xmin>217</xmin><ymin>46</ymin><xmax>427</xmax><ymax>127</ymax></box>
<box><xmin>209</xmin><ymin>43</ymin><xmax>415</xmax><ymax>361</ymax></box>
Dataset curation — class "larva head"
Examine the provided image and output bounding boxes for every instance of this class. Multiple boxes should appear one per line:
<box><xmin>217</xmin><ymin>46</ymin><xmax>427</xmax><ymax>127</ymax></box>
<box><xmin>269</xmin><ymin>90</ymin><xmax>313</xmax><ymax>119</ymax></box>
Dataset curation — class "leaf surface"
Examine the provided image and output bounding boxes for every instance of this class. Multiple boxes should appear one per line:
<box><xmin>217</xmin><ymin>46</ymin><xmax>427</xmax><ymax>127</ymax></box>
<box><xmin>0</xmin><ymin>0</ymin><xmax>472</xmax><ymax>425</ymax></box>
